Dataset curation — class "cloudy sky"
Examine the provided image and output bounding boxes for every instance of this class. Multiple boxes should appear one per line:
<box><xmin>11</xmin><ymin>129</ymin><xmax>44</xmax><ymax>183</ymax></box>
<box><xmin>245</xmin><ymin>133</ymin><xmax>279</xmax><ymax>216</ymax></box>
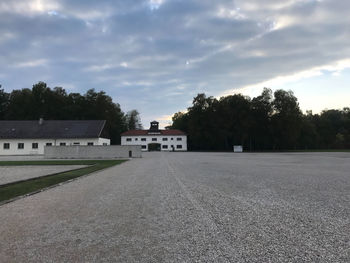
<box><xmin>1</xmin><ymin>0</ymin><xmax>349</xmax><ymax>128</ymax></box>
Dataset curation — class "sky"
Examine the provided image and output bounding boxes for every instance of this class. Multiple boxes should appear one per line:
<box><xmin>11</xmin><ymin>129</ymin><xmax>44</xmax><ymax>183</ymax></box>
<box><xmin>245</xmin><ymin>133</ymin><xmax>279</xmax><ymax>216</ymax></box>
<box><xmin>0</xmin><ymin>0</ymin><xmax>349</xmax><ymax>128</ymax></box>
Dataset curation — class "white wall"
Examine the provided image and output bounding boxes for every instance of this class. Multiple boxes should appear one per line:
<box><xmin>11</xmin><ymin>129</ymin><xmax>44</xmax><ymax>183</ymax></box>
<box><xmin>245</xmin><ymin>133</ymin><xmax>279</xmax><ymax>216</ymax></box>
<box><xmin>97</xmin><ymin>138</ymin><xmax>111</xmax><ymax>145</ymax></box>
<box><xmin>121</xmin><ymin>135</ymin><xmax>187</xmax><ymax>151</ymax></box>
<box><xmin>45</xmin><ymin>145</ymin><xmax>141</xmax><ymax>159</ymax></box>
<box><xmin>0</xmin><ymin>138</ymin><xmax>110</xmax><ymax>155</ymax></box>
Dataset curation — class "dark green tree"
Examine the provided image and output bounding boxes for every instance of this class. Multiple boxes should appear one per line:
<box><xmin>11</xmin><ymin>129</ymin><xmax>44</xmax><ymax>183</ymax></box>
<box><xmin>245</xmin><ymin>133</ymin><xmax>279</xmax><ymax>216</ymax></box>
<box><xmin>0</xmin><ymin>82</ymin><xmax>131</xmax><ymax>145</ymax></box>
<box><xmin>250</xmin><ymin>88</ymin><xmax>273</xmax><ymax>150</ymax></box>
<box><xmin>0</xmin><ymin>86</ymin><xmax>9</xmax><ymax>119</ymax></box>
<box><xmin>271</xmin><ymin>90</ymin><xmax>302</xmax><ymax>150</ymax></box>
<box><xmin>125</xmin><ymin>110</ymin><xmax>143</xmax><ymax>130</ymax></box>
<box><xmin>169</xmin><ymin>89</ymin><xmax>349</xmax><ymax>151</ymax></box>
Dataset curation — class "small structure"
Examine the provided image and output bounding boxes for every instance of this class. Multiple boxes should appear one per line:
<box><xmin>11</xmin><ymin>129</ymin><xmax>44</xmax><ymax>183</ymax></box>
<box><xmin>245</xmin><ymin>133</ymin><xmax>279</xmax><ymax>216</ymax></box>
<box><xmin>121</xmin><ymin>121</ymin><xmax>187</xmax><ymax>151</ymax></box>
<box><xmin>0</xmin><ymin>119</ymin><xmax>110</xmax><ymax>155</ymax></box>
<box><xmin>233</xmin><ymin>145</ymin><xmax>243</xmax><ymax>153</ymax></box>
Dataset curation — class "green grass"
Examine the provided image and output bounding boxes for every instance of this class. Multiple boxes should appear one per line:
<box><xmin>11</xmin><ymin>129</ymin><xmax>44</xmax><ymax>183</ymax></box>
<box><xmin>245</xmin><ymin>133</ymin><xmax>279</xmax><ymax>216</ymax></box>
<box><xmin>0</xmin><ymin>160</ymin><xmax>126</xmax><ymax>203</ymax></box>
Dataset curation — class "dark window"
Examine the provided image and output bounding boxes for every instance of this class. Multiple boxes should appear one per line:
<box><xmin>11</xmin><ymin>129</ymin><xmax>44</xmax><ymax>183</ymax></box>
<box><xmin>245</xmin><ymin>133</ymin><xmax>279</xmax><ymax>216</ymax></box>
<box><xmin>162</xmin><ymin>138</ymin><xmax>168</xmax><ymax>141</ymax></box>
<box><xmin>176</xmin><ymin>145</ymin><xmax>182</xmax><ymax>149</ymax></box>
<box><xmin>141</xmin><ymin>138</ymin><xmax>146</xmax><ymax>141</ymax></box>
<box><xmin>87</xmin><ymin>142</ymin><xmax>94</xmax><ymax>146</ymax></box>
<box><xmin>135</xmin><ymin>138</ymin><xmax>138</xmax><ymax>141</ymax></box>
<box><xmin>3</xmin><ymin>143</ymin><xmax>10</xmax><ymax>149</ymax></box>
<box><xmin>126</xmin><ymin>138</ymin><xmax>132</xmax><ymax>142</ymax></box>
<box><xmin>46</xmin><ymin>143</ymin><xmax>52</xmax><ymax>146</ymax></box>
<box><xmin>171</xmin><ymin>138</ymin><xmax>174</xmax><ymax>140</ymax></box>
<box><xmin>103</xmin><ymin>143</ymin><xmax>108</xmax><ymax>146</ymax></box>
<box><xmin>32</xmin><ymin>143</ymin><xmax>38</xmax><ymax>149</ymax></box>
<box><xmin>141</xmin><ymin>145</ymin><xmax>147</xmax><ymax>149</ymax></box>
<box><xmin>176</xmin><ymin>137</ymin><xmax>182</xmax><ymax>141</ymax></box>
<box><xmin>60</xmin><ymin>142</ymin><xmax>66</xmax><ymax>146</ymax></box>
<box><xmin>18</xmin><ymin>143</ymin><xmax>24</xmax><ymax>149</ymax></box>
<box><xmin>162</xmin><ymin>145</ymin><xmax>168</xmax><ymax>149</ymax></box>
<box><xmin>73</xmin><ymin>142</ymin><xmax>80</xmax><ymax>145</ymax></box>
<box><xmin>152</xmin><ymin>138</ymin><xmax>157</xmax><ymax>141</ymax></box>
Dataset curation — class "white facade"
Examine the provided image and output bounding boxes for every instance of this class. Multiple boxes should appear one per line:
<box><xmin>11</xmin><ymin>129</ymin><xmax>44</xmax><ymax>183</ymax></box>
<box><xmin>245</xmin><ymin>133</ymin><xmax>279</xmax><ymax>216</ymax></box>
<box><xmin>121</xmin><ymin>135</ymin><xmax>187</xmax><ymax>151</ymax></box>
<box><xmin>0</xmin><ymin>138</ymin><xmax>110</xmax><ymax>155</ymax></box>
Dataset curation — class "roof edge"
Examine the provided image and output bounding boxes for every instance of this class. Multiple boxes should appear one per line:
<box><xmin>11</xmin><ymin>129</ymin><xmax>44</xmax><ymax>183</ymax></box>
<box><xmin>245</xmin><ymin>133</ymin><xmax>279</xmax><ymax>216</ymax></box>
<box><xmin>97</xmin><ymin>120</ymin><xmax>107</xmax><ymax>137</ymax></box>
<box><xmin>121</xmin><ymin>129</ymin><xmax>186</xmax><ymax>136</ymax></box>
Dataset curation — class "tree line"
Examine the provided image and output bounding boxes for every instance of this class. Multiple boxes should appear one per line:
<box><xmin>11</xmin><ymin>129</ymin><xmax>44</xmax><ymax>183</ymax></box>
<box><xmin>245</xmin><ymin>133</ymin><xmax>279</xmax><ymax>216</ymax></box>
<box><xmin>171</xmin><ymin>89</ymin><xmax>350</xmax><ymax>151</ymax></box>
<box><xmin>0</xmin><ymin>82</ymin><xmax>142</xmax><ymax>144</ymax></box>
<box><xmin>2</xmin><ymin>82</ymin><xmax>348</xmax><ymax>150</ymax></box>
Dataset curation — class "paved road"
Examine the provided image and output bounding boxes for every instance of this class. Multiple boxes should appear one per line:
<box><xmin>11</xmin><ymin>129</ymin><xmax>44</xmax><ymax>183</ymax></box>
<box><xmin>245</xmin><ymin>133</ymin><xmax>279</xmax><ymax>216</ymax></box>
<box><xmin>0</xmin><ymin>165</ymin><xmax>87</xmax><ymax>185</ymax></box>
<box><xmin>0</xmin><ymin>152</ymin><xmax>349</xmax><ymax>262</ymax></box>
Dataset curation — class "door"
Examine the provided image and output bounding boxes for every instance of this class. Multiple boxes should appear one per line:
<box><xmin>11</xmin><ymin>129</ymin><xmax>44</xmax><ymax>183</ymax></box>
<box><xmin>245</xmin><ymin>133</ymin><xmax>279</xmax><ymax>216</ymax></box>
<box><xmin>148</xmin><ymin>143</ymin><xmax>161</xmax><ymax>151</ymax></box>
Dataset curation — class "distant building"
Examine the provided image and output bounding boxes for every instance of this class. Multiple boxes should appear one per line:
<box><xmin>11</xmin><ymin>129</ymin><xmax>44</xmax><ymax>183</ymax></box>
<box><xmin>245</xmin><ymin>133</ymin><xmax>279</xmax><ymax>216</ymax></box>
<box><xmin>0</xmin><ymin>119</ymin><xmax>110</xmax><ymax>155</ymax></box>
<box><xmin>121</xmin><ymin>121</ymin><xmax>187</xmax><ymax>151</ymax></box>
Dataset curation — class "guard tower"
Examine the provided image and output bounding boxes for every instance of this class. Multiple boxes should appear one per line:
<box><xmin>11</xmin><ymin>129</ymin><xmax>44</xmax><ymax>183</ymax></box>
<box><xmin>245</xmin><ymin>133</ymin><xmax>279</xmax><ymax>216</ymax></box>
<box><xmin>149</xmin><ymin>121</ymin><xmax>159</xmax><ymax>132</ymax></box>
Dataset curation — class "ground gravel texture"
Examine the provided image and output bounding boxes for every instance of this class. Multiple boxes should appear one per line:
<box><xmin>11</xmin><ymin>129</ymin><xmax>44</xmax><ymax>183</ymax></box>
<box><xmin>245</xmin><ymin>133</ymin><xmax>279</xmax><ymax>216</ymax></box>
<box><xmin>0</xmin><ymin>165</ymin><xmax>87</xmax><ymax>185</ymax></box>
<box><xmin>0</xmin><ymin>152</ymin><xmax>349</xmax><ymax>262</ymax></box>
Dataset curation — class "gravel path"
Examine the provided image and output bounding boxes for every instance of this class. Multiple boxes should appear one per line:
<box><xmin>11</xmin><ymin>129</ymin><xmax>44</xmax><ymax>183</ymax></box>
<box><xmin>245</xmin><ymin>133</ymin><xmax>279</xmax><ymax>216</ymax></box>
<box><xmin>0</xmin><ymin>155</ymin><xmax>45</xmax><ymax>161</ymax></box>
<box><xmin>0</xmin><ymin>165</ymin><xmax>87</xmax><ymax>185</ymax></box>
<box><xmin>0</xmin><ymin>152</ymin><xmax>349</xmax><ymax>262</ymax></box>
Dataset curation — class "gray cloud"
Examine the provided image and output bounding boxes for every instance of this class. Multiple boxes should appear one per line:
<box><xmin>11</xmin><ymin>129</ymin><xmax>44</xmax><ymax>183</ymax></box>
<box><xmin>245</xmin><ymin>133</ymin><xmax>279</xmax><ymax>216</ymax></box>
<box><xmin>1</xmin><ymin>0</ymin><xmax>349</xmax><ymax>126</ymax></box>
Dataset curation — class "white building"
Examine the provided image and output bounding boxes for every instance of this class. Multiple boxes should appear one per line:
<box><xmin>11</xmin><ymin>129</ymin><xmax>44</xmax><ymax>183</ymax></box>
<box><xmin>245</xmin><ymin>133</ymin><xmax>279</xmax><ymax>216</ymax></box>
<box><xmin>0</xmin><ymin>119</ymin><xmax>110</xmax><ymax>155</ymax></box>
<box><xmin>121</xmin><ymin>121</ymin><xmax>187</xmax><ymax>151</ymax></box>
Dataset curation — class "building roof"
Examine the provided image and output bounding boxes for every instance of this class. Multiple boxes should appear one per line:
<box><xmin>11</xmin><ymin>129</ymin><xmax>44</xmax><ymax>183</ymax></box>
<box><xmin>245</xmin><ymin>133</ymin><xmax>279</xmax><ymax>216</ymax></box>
<box><xmin>121</xmin><ymin>129</ymin><xmax>186</xmax><ymax>136</ymax></box>
<box><xmin>0</xmin><ymin>120</ymin><xmax>107</xmax><ymax>139</ymax></box>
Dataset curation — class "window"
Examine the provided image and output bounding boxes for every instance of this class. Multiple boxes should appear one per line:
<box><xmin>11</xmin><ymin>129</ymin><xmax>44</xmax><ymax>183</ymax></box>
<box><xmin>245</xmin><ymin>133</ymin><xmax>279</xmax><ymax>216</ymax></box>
<box><xmin>162</xmin><ymin>138</ymin><xmax>168</xmax><ymax>141</ymax></box>
<box><xmin>135</xmin><ymin>138</ymin><xmax>138</xmax><ymax>141</ymax></box>
<box><xmin>171</xmin><ymin>138</ymin><xmax>174</xmax><ymax>140</ymax></box>
<box><xmin>73</xmin><ymin>142</ymin><xmax>80</xmax><ymax>145</ymax></box>
<box><xmin>60</xmin><ymin>142</ymin><xmax>66</xmax><ymax>146</ymax></box>
<box><xmin>18</xmin><ymin>143</ymin><xmax>24</xmax><ymax>149</ymax></box>
<box><xmin>141</xmin><ymin>138</ymin><xmax>146</xmax><ymax>141</ymax></box>
<box><xmin>87</xmin><ymin>142</ymin><xmax>94</xmax><ymax>146</ymax></box>
<box><xmin>3</xmin><ymin>143</ymin><xmax>10</xmax><ymax>149</ymax></box>
<box><xmin>103</xmin><ymin>143</ymin><xmax>108</xmax><ymax>146</ymax></box>
<box><xmin>32</xmin><ymin>143</ymin><xmax>38</xmax><ymax>149</ymax></box>
<box><xmin>141</xmin><ymin>145</ymin><xmax>147</xmax><ymax>149</ymax></box>
<box><xmin>162</xmin><ymin>145</ymin><xmax>168</xmax><ymax>149</ymax></box>
<box><xmin>152</xmin><ymin>138</ymin><xmax>157</xmax><ymax>141</ymax></box>
<box><xmin>46</xmin><ymin>143</ymin><xmax>52</xmax><ymax>146</ymax></box>
<box><xmin>126</xmin><ymin>138</ymin><xmax>132</xmax><ymax>142</ymax></box>
<box><xmin>176</xmin><ymin>137</ymin><xmax>182</xmax><ymax>141</ymax></box>
<box><xmin>176</xmin><ymin>145</ymin><xmax>182</xmax><ymax>149</ymax></box>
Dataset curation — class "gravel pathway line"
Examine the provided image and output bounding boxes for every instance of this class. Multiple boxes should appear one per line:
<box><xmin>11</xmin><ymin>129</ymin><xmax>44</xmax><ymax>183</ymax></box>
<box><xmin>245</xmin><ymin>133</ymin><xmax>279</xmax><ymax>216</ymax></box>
<box><xmin>163</xmin><ymin>154</ymin><xmax>239</xmax><ymax>261</ymax></box>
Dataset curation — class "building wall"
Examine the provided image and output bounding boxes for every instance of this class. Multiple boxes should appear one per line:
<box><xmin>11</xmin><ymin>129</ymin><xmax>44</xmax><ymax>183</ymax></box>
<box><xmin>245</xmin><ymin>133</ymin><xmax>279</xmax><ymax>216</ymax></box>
<box><xmin>44</xmin><ymin>145</ymin><xmax>141</xmax><ymax>159</ymax></box>
<box><xmin>0</xmin><ymin>138</ymin><xmax>110</xmax><ymax>155</ymax></box>
<box><xmin>121</xmin><ymin>135</ymin><xmax>187</xmax><ymax>151</ymax></box>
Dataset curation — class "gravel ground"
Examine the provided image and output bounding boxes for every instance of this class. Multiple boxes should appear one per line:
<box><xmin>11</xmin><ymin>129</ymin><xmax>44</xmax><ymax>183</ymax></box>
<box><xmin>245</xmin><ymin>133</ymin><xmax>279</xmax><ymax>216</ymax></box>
<box><xmin>0</xmin><ymin>152</ymin><xmax>349</xmax><ymax>262</ymax></box>
<box><xmin>0</xmin><ymin>155</ymin><xmax>45</xmax><ymax>161</ymax></box>
<box><xmin>0</xmin><ymin>165</ymin><xmax>88</xmax><ymax>185</ymax></box>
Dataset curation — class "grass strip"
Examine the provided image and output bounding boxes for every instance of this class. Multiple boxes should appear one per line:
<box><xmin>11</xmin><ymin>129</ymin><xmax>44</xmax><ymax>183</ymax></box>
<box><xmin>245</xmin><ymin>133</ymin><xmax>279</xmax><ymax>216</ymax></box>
<box><xmin>0</xmin><ymin>160</ymin><xmax>126</xmax><ymax>203</ymax></box>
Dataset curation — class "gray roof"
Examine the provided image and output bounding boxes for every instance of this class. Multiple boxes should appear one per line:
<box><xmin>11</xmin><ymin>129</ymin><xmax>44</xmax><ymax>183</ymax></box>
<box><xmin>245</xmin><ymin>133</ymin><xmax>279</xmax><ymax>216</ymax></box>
<box><xmin>0</xmin><ymin>120</ymin><xmax>107</xmax><ymax>139</ymax></box>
